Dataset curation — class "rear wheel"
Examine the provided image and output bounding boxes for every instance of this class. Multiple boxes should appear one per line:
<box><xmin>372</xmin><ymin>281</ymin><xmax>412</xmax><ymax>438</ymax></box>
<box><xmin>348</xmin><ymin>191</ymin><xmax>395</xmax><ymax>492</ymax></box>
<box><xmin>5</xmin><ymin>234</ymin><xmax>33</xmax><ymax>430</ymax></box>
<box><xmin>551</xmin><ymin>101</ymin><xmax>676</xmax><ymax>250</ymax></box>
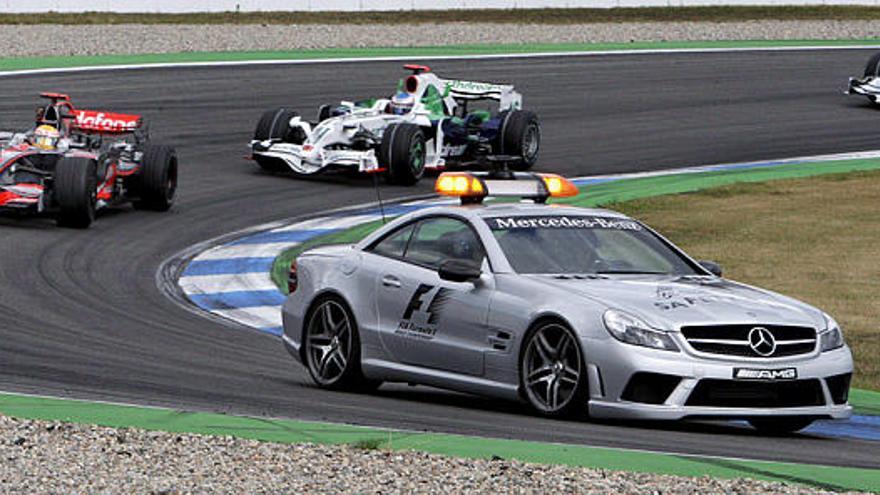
<box><xmin>303</xmin><ymin>296</ymin><xmax>379</xmax><ymax>391</ymax></box>
<box><xmin>132</xmin><ymin>144</ymin><xmax>178</xmax><ymax>211</ymax></box>
<box><xmin>496</xmin><ymin>110</ymin><xmax>540</xmax><ymax>171</ymax></box>
<box><xmin>379</xmin><ymin>123</ymin><xmax>426</xmax><ymax>186</ymax></box>
<box><xmin>748</xmin><ymin>417</ymin><xmax>814</xmax><ymax>435</ymax></box>
<box><xmin>520</xmin><ymin>320</ymin><xmax>587</xmax><ymax>417</ymax></box>
<box><xmin>54</xmin><ymin>157</ymin><xmax>97</xmax><ymax>229</ymax></box>
<box><xmin>253</xmin><ymin>107</ymin><xmax>301</xmax><ymax>172</ymax></box>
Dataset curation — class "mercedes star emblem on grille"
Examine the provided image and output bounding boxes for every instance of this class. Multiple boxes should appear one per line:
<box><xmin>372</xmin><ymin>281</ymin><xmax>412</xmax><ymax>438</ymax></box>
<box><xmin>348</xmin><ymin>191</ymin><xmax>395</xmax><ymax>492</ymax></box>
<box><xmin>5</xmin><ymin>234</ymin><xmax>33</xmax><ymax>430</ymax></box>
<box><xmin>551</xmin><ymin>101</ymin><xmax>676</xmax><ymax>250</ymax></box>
<box><xmin>748</xmin><ymin>327</ymin><xmax>777</xmax><ymax>356</ymax></box>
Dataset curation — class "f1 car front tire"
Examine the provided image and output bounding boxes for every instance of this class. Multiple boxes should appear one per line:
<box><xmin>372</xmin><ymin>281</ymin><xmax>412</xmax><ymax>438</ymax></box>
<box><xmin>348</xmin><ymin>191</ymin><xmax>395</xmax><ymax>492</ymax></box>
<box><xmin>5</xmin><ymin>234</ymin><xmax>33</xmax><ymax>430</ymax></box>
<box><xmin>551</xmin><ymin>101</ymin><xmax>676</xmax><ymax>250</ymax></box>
<box><xmin>55</xmin><ymin>157</ymin><xmax>97</xmax><ymax>229</ymax></box>
<box><xmin>864</xmin><ymin>51</ymin><xmax>880</xmax><ymax>78</ymax></box>
<box><xmin>253</xmin><ymin>107</ymin><xmax>301</xmax><ymax>173</ymax></box>
<box><xmin>380</xmin><ymin>123</ymin><xmax>426</xmax><ymax>186</ymax></box>
<box><xmin>497</xmin><ymin>110</ymin><xmax>540</xmax><ymax>171</ymax></box>
<box><xmin>519</xmin><ymin>319</ymin><xmax>588</xmax><ymax>417</ymax></box>
<box><xmin>747</xmin><ymin>417</ymin><xmax>814</xmax><ymax>435</ymax></box>
<box><xmin>133</xmin><ymin>144</ymin><xmax>178</xmax><ymax>212</ymax></box>
<box><xmin>303</xmin><ymin>295</ymin><xmax>380</xmax><ymax>391</ymax></box>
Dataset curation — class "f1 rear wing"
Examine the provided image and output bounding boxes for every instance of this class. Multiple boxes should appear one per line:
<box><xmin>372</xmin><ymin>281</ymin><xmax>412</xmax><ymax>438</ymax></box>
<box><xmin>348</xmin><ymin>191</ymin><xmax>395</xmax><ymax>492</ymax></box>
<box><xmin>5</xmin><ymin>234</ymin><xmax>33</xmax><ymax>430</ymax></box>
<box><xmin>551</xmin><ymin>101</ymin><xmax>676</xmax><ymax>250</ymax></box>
<box><xmin>440</xmin><ymin>79</ymin><xmax>522</xmax><ymax>110</ymax></box>
<box><xmin>71</xmin><ymin>110</ymin><xmax>142</xmax><ymax>134</ymax></box>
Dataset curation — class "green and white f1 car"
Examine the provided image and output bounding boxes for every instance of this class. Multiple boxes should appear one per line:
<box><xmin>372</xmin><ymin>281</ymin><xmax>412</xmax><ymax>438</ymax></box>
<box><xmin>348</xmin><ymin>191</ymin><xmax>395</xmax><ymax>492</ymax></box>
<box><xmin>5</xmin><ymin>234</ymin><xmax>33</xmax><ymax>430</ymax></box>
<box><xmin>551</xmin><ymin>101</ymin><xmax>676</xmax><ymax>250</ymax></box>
<box><xmin>250</xmin><ymin>64</ymin><xmax>540</xmax><ymax>185</ymax></box>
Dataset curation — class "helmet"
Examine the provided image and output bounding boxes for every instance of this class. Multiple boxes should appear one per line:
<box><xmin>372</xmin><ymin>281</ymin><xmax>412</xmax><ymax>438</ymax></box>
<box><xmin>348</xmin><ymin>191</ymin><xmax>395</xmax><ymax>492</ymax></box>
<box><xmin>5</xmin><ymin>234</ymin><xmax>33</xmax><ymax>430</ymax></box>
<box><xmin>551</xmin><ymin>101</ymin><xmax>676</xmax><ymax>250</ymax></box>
<box><xmin>390</xmin><ymin>92</ymin><xmax>415</xmax><ymax>115</ymax></box>
<box><xmin>34</xmin><ymin>125</ymin><xmax>60</xmax><ymax>151</ymax></box>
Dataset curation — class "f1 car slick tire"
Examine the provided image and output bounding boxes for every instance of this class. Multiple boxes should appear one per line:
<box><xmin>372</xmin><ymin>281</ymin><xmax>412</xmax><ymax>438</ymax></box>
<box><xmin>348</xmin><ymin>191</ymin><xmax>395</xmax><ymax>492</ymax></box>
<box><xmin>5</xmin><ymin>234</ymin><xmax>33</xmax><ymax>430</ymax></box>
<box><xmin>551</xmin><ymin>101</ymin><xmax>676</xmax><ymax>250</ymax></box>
<box><xmin>380</xmin><ymin>123</ymin><xmax>426</xmax><ymax>186</ymax></box>
<box><xmin>133</xmin><ymin>144</ymin><xmax>178</xmax><ymax>212</ymax></box>
<box><xmin>747</xmin><ymin>417</ymin><xmax>814</xmax><ymax>435</ymax></box>
<box><xmin>496</xmin><ymin>110</ymin><xmax>540</xmax><ymax>171</ymax></box>
<box><xmin>519</xmin><ymin>319</ymin><xmax>588</xmax><ymax>417</ymax></box>
<box><xmin>864</xmin><ymin>51</ymin><xmax>880</xmax><ymax>78</ymax></box>
<box><xmin>55</xmin><ymin>157</ymin><xmax>97</xmax><ymax>229</ymax></box>
<box><xmin>303</xmin><ymin>295</ymin><xmax>380</xmax><ymax>391</ymax></box>
<box><xmin>253</xmin><ymin>107</ymin><xmax>301</xmax><ymax>173</ymax></box>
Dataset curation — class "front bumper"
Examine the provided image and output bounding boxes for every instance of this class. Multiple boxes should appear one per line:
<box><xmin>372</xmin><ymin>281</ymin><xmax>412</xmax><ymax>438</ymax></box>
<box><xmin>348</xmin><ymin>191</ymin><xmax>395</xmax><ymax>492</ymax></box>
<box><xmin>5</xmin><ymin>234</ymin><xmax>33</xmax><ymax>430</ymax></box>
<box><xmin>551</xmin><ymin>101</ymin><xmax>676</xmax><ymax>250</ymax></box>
<box><xmin>251</xmin><ymin>141</ymin><xmax>380</xmax><ymax>175</ymax></box>
<box><xmin>586</xmin><ymin>335</ymin><xmax>854</xmax><ymax>421</ymax></box>
<box><xmin>846</xmin><ymin>76</ymin><xmax>880</xmax><ymax>98</ymax></box>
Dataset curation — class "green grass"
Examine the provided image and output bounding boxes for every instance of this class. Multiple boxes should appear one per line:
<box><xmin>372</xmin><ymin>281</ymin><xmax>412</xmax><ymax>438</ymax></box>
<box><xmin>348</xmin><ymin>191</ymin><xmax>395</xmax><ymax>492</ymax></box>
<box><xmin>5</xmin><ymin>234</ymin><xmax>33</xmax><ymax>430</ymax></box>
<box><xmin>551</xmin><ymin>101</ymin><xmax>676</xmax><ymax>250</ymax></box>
<box><xmin>6</xmin><ymin>7</ymin><xmax>880</xmax><ymax>24</ymax></box>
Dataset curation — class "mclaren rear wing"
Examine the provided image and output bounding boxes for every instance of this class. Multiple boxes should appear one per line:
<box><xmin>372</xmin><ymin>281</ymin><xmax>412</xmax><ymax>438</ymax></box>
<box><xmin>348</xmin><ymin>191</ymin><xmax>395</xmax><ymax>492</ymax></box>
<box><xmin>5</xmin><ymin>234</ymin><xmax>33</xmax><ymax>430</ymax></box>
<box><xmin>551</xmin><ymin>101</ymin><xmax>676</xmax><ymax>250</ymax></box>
<box><xmin>71</xmin><ymin>109</ymin><xmax>143</xmax><ymax>134</ymax></box>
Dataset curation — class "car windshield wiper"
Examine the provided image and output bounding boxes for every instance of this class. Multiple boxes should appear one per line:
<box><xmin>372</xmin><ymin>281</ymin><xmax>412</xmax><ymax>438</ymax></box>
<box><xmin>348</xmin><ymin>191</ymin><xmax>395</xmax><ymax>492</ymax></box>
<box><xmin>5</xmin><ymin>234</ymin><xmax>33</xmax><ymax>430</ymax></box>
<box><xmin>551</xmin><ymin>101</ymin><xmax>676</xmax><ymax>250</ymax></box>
<box><xmin>594</xmin><ymin>270</ymin><xmax>670</xmax><ymax>275</ymax></box>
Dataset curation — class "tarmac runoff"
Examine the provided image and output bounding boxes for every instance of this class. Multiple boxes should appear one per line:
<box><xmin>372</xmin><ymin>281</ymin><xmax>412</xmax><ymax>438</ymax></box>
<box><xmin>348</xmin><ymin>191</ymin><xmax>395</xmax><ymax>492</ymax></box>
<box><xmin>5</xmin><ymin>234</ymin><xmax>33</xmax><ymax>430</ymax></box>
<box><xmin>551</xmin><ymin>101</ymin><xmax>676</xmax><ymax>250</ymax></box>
<box><xmin>171</xmin><ymin>149</ymin><xmax>880</xmax><ymax>444</ymax></box>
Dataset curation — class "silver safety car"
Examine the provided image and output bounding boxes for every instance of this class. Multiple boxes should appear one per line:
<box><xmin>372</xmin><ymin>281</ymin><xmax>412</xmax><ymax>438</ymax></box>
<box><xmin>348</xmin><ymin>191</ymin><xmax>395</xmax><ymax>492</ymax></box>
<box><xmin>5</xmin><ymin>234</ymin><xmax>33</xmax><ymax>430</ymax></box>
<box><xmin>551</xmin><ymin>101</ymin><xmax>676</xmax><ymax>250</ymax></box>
<box><xmin>280</xmin><ymin>171</ymin><xmax>853</xmax><ymax>433</ymax></box>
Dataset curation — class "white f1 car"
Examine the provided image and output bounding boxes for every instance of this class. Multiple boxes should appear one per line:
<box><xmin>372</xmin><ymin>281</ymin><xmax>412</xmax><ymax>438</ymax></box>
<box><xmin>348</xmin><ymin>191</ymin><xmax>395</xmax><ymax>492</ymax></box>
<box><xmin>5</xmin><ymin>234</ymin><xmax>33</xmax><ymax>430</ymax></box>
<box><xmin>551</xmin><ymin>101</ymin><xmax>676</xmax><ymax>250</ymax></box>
<box><xmin>250</xmin><ymin>64</ymin><xmax>540</xmax><ymax>185</ymax></box>
<box><xmin>846</xmin><ymin>51</ymin><xmax>880</xmax><ymax>105</ymax></box>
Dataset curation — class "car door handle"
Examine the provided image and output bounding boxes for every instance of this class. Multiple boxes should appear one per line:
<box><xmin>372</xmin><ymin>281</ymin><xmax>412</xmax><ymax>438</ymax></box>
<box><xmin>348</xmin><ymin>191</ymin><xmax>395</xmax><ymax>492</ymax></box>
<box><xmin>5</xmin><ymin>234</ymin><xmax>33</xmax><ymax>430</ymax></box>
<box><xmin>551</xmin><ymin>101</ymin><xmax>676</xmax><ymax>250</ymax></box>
<box><xmin>381</xmin><ymin>275</ymin><xmax>401</xmax><ymax>288</ymax></box>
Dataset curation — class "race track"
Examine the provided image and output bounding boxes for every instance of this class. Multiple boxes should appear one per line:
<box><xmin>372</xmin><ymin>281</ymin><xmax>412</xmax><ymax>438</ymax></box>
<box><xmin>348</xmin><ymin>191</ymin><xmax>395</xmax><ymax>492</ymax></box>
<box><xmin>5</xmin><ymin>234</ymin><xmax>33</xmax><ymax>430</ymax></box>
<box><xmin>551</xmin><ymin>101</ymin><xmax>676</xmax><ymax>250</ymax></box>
<box><xmin>1</xmin><ymin>49</ymin><xmax>880</xmax><ymax>469</ymax></box>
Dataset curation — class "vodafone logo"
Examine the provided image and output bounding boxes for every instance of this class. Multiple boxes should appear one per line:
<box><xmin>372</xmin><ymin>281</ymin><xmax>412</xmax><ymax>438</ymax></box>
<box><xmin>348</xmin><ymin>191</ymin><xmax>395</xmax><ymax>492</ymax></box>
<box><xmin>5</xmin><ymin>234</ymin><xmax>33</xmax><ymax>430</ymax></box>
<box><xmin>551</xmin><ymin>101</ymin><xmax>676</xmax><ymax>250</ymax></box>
<box><xmin>74</xmin><ymin>110</ymin><xmax>140</xmax><ymax>131</ymax></box>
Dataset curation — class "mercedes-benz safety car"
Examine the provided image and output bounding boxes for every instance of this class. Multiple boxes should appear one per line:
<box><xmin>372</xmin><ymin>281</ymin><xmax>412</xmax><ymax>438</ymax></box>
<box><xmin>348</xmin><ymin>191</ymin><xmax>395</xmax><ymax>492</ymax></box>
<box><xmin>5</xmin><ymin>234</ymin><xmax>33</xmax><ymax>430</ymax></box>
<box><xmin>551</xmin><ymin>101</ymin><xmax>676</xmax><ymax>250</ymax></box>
<box><xmin>846</xmin><ymin>51</ymin><xmax>880</xmax><ymax>105</ymax></box>
<box><xmin>250</xmin><ymin>64</ymin><xmax>540</xmax><ymax>185</ymax></box>
<box><xmin>280</xmin><ymin>171</ymin><xmax>852</xmax><ymax>433</ymax></box>
<box><xmin>0</xmin><ymin>93</ymin><xmax>178</xmax><ymax>228</ymax></box>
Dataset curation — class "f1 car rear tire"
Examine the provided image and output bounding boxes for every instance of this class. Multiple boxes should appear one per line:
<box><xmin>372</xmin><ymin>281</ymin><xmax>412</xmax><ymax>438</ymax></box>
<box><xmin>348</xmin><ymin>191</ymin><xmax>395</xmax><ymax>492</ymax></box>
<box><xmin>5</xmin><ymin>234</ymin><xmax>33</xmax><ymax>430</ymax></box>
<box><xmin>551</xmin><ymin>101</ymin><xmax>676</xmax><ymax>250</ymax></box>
<box><xmin>519</xmin><ymin>319</ymin><xmax>588</xmax><ymax>418</ymax></box>
<box><xmin>55</xmin><ymin>157</ymin><xmax>97</xmax><ymax>229</ymax></box>
<box><xmin>253</xmin><ymin>107</ymin><xmax>301</xmax><ymax>173</ymax></box>
<box><xmin>864</xmin><ymin>51</ymin><xmax>880</xmax><ymax>78</ymax></box>
<box><xmin>133</xmin><ymin>144</ymin><xmax>178</xmax><ymax>212</ymax></box>
<box><xmin>497</xmin><ymin>110</ymin><xmax>540</xmax><ymax>171</ymax></box>
<box><xmin>303</xmin><ymin>295</ymin><xmax>380</xmax><ymax>391</ymax></box>
<box><xmin>380</xmin><ymin>123</ymin><xmax>426</xmax><ymax>186</ymax></box>
<box><xmin>747</xmin><ymin>417</ymin><xmax>814</xmax><ymax>435</ymax></box>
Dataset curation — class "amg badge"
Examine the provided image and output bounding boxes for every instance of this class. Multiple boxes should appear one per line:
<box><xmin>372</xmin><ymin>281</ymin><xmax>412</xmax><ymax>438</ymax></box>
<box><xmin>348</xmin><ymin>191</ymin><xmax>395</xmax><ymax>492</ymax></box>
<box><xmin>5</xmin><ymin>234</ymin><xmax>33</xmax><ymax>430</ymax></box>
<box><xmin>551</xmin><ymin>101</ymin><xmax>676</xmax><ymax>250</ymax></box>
<box><xmin>733</xmin><ymin>368</ymin><xmax>798</xmax><ymax>380</ymax></box>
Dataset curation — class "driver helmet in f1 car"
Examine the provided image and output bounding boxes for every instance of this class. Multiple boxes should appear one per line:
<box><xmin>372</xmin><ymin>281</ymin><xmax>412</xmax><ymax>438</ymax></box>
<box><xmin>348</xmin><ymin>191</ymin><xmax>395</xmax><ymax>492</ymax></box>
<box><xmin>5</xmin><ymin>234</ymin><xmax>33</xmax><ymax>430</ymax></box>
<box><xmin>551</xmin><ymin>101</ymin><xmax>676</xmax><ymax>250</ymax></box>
<box><xmin>389</xmin><ymin>91</ymin><xmax>415</xmax><ymax>115</ymax></box>
<box><xmin>33</xmin><ymin>125</ymin><xmax>61</xmax><ymax>151</ymax></box>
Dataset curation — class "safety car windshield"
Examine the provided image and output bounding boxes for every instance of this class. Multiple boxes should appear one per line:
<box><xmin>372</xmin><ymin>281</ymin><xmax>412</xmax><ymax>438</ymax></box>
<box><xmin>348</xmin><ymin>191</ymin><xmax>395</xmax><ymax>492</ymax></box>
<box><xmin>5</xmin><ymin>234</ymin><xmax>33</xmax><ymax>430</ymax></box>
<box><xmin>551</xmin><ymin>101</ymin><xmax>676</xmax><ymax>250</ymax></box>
<box><xmin>485</xmin><ymin>215</ymin><xmax>701</xmax><ymax>276</ymax></box>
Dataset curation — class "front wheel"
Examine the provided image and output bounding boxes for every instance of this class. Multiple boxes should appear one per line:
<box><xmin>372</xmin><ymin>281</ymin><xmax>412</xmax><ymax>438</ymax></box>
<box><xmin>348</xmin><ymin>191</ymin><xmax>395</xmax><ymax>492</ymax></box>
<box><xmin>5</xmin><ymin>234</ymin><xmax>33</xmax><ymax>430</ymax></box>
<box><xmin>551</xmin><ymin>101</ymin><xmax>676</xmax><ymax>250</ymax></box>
<box><xmin>379</xmin><ymin>123</ymin><xmax>426</xmax><ymax>186</ymax></box>
<box><xmin>54</xmin><ymin>157</ymin><xmax>97</xmax><ymax>229</ymax></box>
<box><xmin>253</xmin><ymin>107</ymin><xmax>301</xmax><ymax>173</ymax></box>
<box><xmin>520</xmin><ymin>320</ymin><xmax>587</xmax><ymax>417</ymax></box>
<box><xmin>496</xmin><ymin>110</ymin><xmax>540</xmax><ymax>171</ymax></box>
<box><xmin>748</xmin><ymin>417</ymin><xmax>814</xmax><ymax>435</ymax></box>
<box><xmin>303</xmin><ymin>296</ymin><xmax>378</xmax><ymax>391</ymax></box>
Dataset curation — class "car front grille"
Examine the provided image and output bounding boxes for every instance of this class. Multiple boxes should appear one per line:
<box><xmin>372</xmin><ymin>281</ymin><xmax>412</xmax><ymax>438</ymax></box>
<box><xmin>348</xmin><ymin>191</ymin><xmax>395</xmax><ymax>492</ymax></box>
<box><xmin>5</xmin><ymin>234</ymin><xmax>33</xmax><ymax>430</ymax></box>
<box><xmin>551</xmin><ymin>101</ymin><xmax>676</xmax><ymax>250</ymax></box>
<box><xmin>685</xmin><ymin>379</ymin><xmax>825</xmax><ymax>408</ymax></box>
<box><xmin>680</xmin><ymin>324</ymin><xmax>816</xmax><ymax>358</ymax></box>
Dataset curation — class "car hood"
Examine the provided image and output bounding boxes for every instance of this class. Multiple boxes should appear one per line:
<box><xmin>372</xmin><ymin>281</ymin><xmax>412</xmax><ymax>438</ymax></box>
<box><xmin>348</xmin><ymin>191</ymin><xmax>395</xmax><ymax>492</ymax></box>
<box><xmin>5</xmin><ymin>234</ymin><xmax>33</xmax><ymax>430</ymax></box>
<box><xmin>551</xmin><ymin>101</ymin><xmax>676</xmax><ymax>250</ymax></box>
<box><xmin>527</xmin><ymin>274</ymin><xmax>823</xmax><ymax>331</ymax></box>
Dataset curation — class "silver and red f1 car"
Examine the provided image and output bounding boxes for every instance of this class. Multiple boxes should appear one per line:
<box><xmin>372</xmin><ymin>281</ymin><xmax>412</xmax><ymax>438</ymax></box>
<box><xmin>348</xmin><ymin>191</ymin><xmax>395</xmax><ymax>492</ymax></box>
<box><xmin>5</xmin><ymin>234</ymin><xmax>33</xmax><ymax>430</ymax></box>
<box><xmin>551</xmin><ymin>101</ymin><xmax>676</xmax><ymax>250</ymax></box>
<box><xmin>0</xmin><ymin>93</ymin><xmax>178</xmax><ymax>228</ymax></box>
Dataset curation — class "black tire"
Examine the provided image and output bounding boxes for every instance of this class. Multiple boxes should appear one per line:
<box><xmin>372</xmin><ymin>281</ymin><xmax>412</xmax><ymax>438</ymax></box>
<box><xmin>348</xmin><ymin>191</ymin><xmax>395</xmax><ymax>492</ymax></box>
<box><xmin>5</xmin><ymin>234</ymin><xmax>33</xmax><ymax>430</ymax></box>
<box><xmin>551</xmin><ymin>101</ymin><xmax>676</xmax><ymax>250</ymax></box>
<box><xmin>302</xmin><ymin>295</ymin><xmax>378</xmax><ymax>391</ymax></box>
<box><xmin>132</xmin><ymin>144</ymin><xmax>178</xmax><ymax>212</ymax></box>
<box><xmin>864</xmin><ymin>51</ymin><xmax>880</xmax><ymax>78</ymax></box>
<box><xmin>748</xmin><ymin>417</ymin><xmax>814</xmax><ymax>435</ymax></box>
<box><xmin>496</xmin><ymin>110</ymin><xmax>540</xmax><ymax>171</ymax></box>
<box><xmin>519</xmin><ymin>319</ymin><xmax>588</xmax><ymax>418</ymax></box>
<box><xmin>379</xmin><ymin>123</ymin><xmax>426</xmax><ymax>186</ymax></box>
<box><xmin>54</xmin><ymin>157</ymin><xmax>97</xmax><ymax>229</ymax></box>
<box><xmin>317</xmin><ymin>104</ymin><xmax>332</xmax><ymax>123</ymax></box>
<box><xmin>253</xmin><ymin>107</ymin><xmax>301</xmax><ymax>173</ymax></box>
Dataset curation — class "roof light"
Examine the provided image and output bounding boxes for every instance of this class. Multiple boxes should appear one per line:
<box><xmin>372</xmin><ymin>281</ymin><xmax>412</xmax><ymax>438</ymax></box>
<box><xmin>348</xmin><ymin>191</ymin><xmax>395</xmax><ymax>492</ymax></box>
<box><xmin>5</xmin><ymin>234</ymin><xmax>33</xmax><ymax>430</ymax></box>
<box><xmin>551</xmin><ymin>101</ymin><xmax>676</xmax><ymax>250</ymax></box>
<box><xmin>538</xmin><ymin>173</ymin><xmax>579</xmax><ymax>198</ymax></box>
<box><xmin>435</xmin><ymin>172</ymin><xmax>485</xmax><ymax>198</ymax></box>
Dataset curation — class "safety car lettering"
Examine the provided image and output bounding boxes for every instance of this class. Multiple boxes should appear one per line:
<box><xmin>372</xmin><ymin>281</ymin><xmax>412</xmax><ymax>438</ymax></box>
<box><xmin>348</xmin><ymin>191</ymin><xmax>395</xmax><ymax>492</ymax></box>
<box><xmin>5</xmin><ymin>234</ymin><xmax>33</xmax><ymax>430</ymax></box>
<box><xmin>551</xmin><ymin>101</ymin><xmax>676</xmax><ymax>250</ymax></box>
<box><xmin>487</xmin><ymin>216</ymin><xmax>643</xmax><ymax>231</ymax></box>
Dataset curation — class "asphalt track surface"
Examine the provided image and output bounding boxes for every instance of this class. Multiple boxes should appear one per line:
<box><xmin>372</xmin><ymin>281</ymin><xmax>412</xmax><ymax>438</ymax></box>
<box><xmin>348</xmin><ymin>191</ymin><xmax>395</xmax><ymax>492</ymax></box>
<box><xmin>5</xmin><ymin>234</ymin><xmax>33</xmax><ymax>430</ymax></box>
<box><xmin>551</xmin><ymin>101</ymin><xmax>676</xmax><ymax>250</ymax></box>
<box><xmin>2</xmin><ymin>49</ymin><xmax>880</xmax><ymax>469</ymax></box>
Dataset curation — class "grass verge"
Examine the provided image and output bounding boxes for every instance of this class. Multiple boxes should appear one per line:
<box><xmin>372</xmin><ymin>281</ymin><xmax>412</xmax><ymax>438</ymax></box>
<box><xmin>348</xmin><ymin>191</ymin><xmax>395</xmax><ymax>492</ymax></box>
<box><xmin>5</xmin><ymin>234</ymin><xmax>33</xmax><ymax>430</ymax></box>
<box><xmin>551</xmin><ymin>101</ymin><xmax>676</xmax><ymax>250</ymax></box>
<box><xmin>6</xmin><ymin>7</ymin><xmax>880</xmax><ymax>25</ymax></box>
<box><xmin>0</xmin><ymin>392</ymin><xmax>877</xmax><ymax>492</ymax></box>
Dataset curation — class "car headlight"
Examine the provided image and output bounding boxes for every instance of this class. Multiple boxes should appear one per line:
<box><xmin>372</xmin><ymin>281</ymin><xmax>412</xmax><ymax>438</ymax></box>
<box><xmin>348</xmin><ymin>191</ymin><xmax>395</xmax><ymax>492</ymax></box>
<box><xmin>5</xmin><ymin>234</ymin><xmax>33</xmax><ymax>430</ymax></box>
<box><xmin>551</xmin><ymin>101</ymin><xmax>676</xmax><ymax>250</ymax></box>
<box><xmin>603</xmin><ymin>310</ymin><xmax>679</xmax><ymax>352</ymax></box>
<box><xmin>820</xmin><ymin>313</ymin><xmax>845</xmax><ymax>352</ymax></box>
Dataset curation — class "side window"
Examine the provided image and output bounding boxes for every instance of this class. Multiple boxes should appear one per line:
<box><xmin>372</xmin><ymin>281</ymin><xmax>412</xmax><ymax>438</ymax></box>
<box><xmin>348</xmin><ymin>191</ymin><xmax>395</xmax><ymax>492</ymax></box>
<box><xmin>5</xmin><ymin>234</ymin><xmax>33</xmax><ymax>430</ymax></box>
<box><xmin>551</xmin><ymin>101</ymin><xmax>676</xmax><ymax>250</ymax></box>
<box><xmin>405</xmin><ymin>217</ymin><xmax>485</xmax><ymax>269</ymax></box>
<box><xmin>370</xmin><ymin>223</ymin><xmax>415</xmax><ymax>259</ymax></box>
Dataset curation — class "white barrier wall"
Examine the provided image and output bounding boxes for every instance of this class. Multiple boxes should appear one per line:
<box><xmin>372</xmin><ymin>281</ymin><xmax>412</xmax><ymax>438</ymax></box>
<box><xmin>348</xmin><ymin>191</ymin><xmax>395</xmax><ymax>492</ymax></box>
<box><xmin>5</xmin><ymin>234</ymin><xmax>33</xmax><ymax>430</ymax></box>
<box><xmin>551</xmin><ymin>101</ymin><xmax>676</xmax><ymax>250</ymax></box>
<box><xmin>3</xmin><ymin>0</ymin><xmax>879</xmax><ymax>12</ymax></box>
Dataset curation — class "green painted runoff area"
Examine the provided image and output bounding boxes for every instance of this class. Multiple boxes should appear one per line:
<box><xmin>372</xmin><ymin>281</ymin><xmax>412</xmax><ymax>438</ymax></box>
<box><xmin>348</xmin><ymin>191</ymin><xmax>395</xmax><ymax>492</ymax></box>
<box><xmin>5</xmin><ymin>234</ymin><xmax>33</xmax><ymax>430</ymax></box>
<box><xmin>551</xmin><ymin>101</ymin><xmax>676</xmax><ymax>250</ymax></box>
<box><xmin>1</xmin><ymin>39</ymin><xmax>880</xmax><ymax>72</ymax></box>
<box><xmin>0</xmin><ymin>392</ymin><xmax>876</xmax><ymax>492</ymax></box>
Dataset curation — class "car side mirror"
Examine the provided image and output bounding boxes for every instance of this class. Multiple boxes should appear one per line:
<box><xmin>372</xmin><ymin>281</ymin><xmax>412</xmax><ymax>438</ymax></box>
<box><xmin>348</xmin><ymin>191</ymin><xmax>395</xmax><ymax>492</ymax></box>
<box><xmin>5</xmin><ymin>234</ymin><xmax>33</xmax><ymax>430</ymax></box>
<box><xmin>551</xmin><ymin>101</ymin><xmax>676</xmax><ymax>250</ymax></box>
<box><xmin>438</xmin><ymin>259</ymin><xmax>482</xmax><ymax>283</ymax></box>
<box><xmin>698</xmin><ymin>260</ymin><xmax>723</xmax><ymax>277</ymax></box>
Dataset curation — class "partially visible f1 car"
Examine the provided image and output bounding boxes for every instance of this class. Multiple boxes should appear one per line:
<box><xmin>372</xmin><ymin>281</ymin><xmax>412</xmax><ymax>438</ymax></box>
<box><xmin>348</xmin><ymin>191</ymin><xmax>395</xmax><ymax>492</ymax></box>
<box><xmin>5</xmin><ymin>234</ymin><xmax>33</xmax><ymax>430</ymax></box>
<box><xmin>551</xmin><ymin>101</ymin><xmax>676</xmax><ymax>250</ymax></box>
<box><xmin>250</xmin><ymin>64</ymin><xmax>540</xmax><ymax>185</ymax></box>
<box><xmin>846</xmin><ymin>51</ymin><xmax>880</xmax><ymax>106</ymax></box>
<box><xmin>0</xmin><ymin>93</ymin><xmax>178</xmax><ymax>228</ymax></box>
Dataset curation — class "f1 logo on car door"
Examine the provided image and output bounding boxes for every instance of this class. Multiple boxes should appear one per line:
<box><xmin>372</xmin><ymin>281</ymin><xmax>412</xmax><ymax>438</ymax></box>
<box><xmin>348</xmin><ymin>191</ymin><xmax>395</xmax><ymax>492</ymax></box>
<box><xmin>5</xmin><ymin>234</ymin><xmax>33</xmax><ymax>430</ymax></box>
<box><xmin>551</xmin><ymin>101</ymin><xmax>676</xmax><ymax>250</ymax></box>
<box><xmin>396</xmin><ymin>284</ymin><xmax>453</xmax><ymax>339</ymax></box>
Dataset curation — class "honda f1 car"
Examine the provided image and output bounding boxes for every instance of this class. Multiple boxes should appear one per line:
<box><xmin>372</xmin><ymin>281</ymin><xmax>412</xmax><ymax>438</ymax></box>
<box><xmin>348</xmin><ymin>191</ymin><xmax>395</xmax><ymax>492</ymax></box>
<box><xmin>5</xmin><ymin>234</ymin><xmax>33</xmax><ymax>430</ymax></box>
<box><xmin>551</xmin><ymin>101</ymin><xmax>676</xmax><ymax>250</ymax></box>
<box><xmin>250</xmin><ymin>64</ymin><xmax>540</xmax><ymax>185</ymax></box>
<box><xmin>0</xmin><ymin>93</ymin><xmax>178</xmax><ymax>228</ymax></box>
<box><xmin>281</xmin><ymin>171</ymin><xmax>852</xmax><ymax>433</ymax></box>
<box><xmin>846</xmin><ymin>51</ymin><xmax>880</xmax><ymax>105</ymax></box>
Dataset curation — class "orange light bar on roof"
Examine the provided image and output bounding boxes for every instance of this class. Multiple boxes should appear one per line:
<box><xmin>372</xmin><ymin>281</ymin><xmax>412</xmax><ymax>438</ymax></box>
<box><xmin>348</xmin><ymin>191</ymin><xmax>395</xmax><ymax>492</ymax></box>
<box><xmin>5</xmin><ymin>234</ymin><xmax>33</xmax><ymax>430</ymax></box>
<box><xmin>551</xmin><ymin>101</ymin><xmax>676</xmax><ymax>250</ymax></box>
<box><xmin>435</xmin><ymin>172</ymin><xmax>485</xmax><ymax>197</ymax></box>
<box><xmin>537</xmin><ymin>173</ymin><xmax>579</xmax><ymax>198</ymax></box>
